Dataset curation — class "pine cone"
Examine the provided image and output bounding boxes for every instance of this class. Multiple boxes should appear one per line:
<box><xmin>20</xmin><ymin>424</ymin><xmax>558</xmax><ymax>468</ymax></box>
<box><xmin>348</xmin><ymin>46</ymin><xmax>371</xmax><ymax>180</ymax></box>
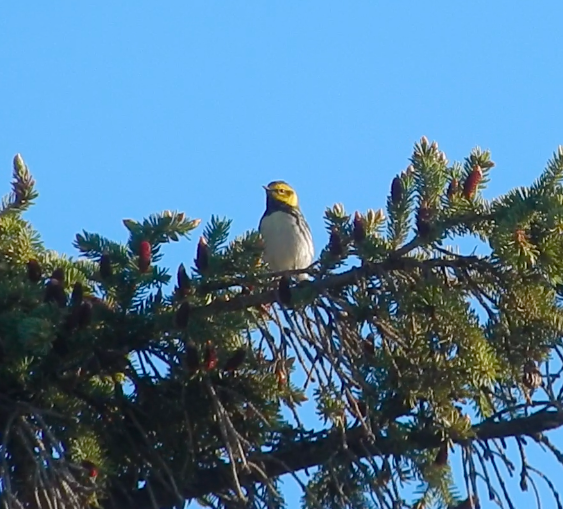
<box><xmin>416</xmin><ymin>202</ymin><xmax>432</xmax><ymax>237</ymax></box>
<box><xmin>463</xmin><ymin>165</ymin><xmax>483</xmax><ymax>199</ymax></box>
<box><xmin>177</xmin><ymin>263</ymin><xmax>190</xmax><ymax>295</ymax></box>
<box><xmin>26</xmin><ymin>259</ymin><xmax>42</xmax><ymax>283</ymax></box>
<box><xmin>45</xmin><ymin>279</ymin><xmax>67</xmax><ymax>307</ymax></box>
<box><xmin>391</xmin><ymin>176</ymin><xmax>404</xmax><ymax>205</ymax></box>
<box><xmin>51</xmin><ymin>268</ymin><xmax>65</xmax><ymax>285</ymax></box>
<box><xmin>353</xmin><ymin>212</ymin><xmax>366</xmax><ymax>244</ymax></box>
<box><xmin>138</xmin><ymin>241</ymin><xmax>151</xmax><ymax>273</ymax></box>
<box><xmin>329</xmin><ymin>228</ymin><xmax>344</xmax><ymax>257</ymax></box>
<box><xmin>195</xmin><ymin>236</ymin><xmax>210</xmax><ymax>273</ymax></box>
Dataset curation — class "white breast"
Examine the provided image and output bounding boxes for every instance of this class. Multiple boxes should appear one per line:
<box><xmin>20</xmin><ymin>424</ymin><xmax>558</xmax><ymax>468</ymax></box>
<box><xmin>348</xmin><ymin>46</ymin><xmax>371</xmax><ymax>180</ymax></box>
<box><xmin>259</xmin><ymin>211</ymin><xmax>314</xmax><ymax>273</ymax></box>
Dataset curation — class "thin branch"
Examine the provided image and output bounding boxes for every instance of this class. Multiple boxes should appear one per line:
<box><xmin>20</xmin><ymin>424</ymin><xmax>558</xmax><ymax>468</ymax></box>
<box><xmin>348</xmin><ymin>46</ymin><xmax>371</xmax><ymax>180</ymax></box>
<box><xmin>102</xmin><ymin>409</ymin><xmax>563</xmax><ymax>509</ymax></box>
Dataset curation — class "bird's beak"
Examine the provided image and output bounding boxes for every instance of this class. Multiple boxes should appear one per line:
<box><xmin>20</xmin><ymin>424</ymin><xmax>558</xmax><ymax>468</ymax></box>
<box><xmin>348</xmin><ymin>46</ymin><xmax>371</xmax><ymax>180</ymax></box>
<box><xmin>263</xmin><ymin>185</ymin><xmax>270</xmax><ymax>192</ymax></box>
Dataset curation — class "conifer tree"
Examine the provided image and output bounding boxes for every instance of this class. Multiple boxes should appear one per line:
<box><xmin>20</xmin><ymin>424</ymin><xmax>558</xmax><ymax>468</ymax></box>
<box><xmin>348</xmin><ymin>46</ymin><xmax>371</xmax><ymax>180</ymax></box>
<box><xmin>2</xmin><ymin>140</ymin><xmax>563</xmax><ymax>509</ymax></box>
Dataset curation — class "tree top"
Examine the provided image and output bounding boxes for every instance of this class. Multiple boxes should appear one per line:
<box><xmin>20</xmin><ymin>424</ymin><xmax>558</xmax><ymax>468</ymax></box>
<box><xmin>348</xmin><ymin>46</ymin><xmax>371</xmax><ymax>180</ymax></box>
<box><xmin>2</xmin><ymin>139</ymin><xmax>563</xmax><ymax>509</ymax></box>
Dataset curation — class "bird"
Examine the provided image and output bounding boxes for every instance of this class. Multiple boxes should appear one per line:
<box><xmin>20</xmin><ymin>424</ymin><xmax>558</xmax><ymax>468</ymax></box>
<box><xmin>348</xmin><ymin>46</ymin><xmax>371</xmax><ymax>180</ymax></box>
<box><xmin>259</xmin><ymin>181</ymin><xmax>314</xmax><ymax>280</ymax></box>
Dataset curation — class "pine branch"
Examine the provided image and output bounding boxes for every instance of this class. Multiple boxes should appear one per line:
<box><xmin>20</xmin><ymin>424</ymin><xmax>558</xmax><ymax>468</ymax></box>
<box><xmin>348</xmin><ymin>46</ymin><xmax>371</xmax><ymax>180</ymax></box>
<box><xmin>1</xmin><ymin>154</ymin><xmax>38</xmax><ymax>216</ymax></box>
<box><xmin>192</xmin><ymin>252</ymin><xmax>495</xmax><ymax>317</ymax></box>
<box><xmin>103</xmin><ymin>409</ymin><xmax>563</xmax><ymax>509</ymax></box>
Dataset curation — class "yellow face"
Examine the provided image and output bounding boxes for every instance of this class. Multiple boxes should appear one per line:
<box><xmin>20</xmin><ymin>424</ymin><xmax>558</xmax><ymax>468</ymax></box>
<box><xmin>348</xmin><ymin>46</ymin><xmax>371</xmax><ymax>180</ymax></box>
<box><xmin>264</xmin><ymin>181</ymin><xmax>299</xmax><ymax>208</ymax></box>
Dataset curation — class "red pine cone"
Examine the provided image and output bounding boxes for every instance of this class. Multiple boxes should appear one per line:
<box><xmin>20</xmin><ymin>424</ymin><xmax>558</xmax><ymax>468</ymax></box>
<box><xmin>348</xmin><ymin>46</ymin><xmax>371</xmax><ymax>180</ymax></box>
<box><xmin>176</xmin><ymin>263</ymin><xmax>190</xmax><ymax>295</ymax></box>
<box><xmin>138</xmin><ymin>241</ymin><xmax>151</xmax><ymax>273</ymax></box>
<box><xmin>416</xmin><ymin>203</ymin><xmax>432</xmax><ymax>237</ymax></box>
<box><xmin>329</xmin><ymin>228</ymin><xmax>344</xmax><ymax>257</ymax></box>
<box><xmin>27</xmin><ymin>259</ymin><xmax>42</xmax><ymax>283</ymax></box>
<box><xmin>391</xmin><ymin>176</ymin><xmax>404</xmax><ymax>205</ymax></box>
<box><xmin>51</xmin><ymin>268</ymin><xmax>65</xmax><ymax>285</ymax></box>
<box><xmin>203</xmin><ymin>341</ymin><xmax>218</xmax><ymax>371</ymax></box>
<box><xmin>353</xmin><ymin>212</ymin><xmax>366</xmax><ymax>244</ymax></box>
<box><xmin>195</xmin><ymin>236</ymin><xmax>210</xmax><ymax>273</ymax></box>
<box><xmin>463</xmin><ymin>165</ymin><xmax>483</xmax><ymax>199</ymax></box>
<box><xmin>45</xmin><ymin>279</ymin><xmax>67</xmax><ymax>308</ymax></box>
<box><xmin>64</xmin><ymin>296</ymin><xmax>91</xmax><ymax>332</ymax></box>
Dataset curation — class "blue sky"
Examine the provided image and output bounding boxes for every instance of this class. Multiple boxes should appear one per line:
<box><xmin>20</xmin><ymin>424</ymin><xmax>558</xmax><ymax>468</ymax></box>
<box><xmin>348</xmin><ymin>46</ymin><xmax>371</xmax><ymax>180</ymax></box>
<box><xmin>2</xmin><ymin>2</ymin><xmax>563</xmax><ymax>508</ymax></box>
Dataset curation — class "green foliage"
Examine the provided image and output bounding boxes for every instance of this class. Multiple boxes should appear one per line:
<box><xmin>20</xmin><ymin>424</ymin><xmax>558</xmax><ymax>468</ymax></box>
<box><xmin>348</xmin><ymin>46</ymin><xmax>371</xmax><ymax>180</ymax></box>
<box><xmin>2</xmin><ymin>145</ymin><xmax>563</xmax><ymax>509</ymax></box>
<box><xmin>387</xmin><ymin>170</ymin><xmax>415</xmax><ymax>248</ymax></box>
<box><xmin>411</xmin><ymin>137</ymin><xmax>449</xmax><ymax>207</ymax></box>
<box><xmin>1</xmin><ymin>154</ymin><xmax>39</xmax><ymax>217</ymax></box>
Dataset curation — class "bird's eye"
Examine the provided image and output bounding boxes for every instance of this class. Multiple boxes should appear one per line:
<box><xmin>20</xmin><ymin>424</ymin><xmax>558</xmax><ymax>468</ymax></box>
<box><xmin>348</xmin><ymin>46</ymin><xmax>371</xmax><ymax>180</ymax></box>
<box><xmin>278</xmin><ymin>189</ymin><xmax>286</xmax><ymax>194</ymax></box>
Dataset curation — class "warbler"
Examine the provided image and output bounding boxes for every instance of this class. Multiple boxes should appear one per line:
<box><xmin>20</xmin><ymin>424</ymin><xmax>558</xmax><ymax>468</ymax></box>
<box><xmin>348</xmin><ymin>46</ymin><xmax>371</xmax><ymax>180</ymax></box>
<box><xmin>259</xmin><ymin>181</ymin><xmax>314</xmax><ymax>280</ymax></box>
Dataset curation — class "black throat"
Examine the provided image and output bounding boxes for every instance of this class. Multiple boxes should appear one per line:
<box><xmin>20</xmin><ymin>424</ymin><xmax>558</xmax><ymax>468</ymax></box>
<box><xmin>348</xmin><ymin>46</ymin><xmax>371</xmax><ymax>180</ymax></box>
<box><xmin>265</xmin><ymin>194</ymin><xmax>296</xmax><ymax>216</ymax></box>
